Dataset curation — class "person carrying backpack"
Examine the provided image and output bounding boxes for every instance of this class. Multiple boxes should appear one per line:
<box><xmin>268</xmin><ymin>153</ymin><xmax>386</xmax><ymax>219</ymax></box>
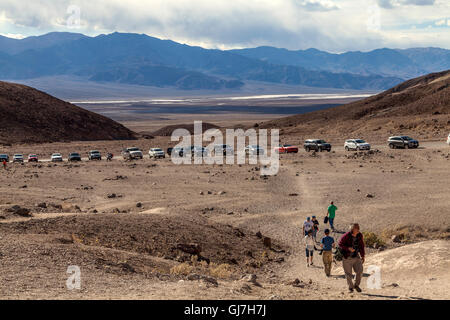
<box><xmin>320</xmin><ymin>229</ymin><xmax>335</xmax><ymax>277</ymax></box>
<box><xmin>302</xmin><ymin>217</ymin><xmax>313</xmax><ymax>236</ymax></box>
<box><xmin>327</xmin><ymin>201</ymin><xmax>337</xmax><ymax>231</ymax></box>
<box><xmin>311</xmin><ymin>216</ymin><xmax>319</xmax><ymax>242</ymax></box>
<box><xmin>338</xmin><ymin>223</ymin><xmax>365</xmax><ymax>293</ymax></box>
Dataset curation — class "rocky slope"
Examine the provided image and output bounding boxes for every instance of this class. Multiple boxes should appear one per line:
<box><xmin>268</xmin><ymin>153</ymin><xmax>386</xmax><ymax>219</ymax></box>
<box><xmin>0</xmin><ymin>81</ymin><xmax>136</xmax><ymax>144</ymax></box>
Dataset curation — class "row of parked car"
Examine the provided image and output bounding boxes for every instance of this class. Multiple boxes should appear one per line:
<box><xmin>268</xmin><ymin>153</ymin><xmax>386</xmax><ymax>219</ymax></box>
<box><xmin>1</xmin><ymin>135</ymin><xmax>448</xmax><ymax>163</ymax></box>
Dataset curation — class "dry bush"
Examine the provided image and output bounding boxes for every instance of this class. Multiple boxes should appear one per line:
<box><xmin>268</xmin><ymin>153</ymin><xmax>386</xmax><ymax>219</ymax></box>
<box><xmin>208</xmin><ymin>263</ymin><xmax>233</xmax><ymax>279</ymax></box>
<box><xmin>362</xmin><ymin>231</ymin><xmax>386</xmax><ymax>248</ymax></box>
<box><xmin>170</xmin><ymin>262</ymin><xmax>194</xmax><ymax>276</ymax></box>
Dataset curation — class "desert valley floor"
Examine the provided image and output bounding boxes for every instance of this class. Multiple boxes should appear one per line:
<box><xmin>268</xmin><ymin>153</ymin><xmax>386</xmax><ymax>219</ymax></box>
<box><xmin>0</xmin><ymin>135</ymin><xmax>449</xmax><ymax>300</ymax></box>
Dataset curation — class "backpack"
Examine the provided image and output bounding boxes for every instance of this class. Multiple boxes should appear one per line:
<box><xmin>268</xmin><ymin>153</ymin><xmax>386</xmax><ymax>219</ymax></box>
<box><xmin>334</xmin><ymin>247</ymin><xmax>344</xmax><ymax>261</ymax></box>
<box><xmin>323</xmin><ymin>216</ymin><xmax>328</xmax><ymax>224</ymax></box>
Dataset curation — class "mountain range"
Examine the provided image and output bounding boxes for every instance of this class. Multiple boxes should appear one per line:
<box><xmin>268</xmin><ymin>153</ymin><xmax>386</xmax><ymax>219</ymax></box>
<box><xmin>0</xmin><ymin>32</ymin><xmax>449</xmax><ymax>91</ymax></box>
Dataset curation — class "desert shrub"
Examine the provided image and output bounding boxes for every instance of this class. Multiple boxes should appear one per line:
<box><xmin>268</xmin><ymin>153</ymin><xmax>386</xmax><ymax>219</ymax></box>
<box><xmin>170</xmin><ymin>262</ymin><xmax>194</xmax><ymax>275</ymax></box>
<box><xmin>362</xmin><ymin>231</ymin><xmax>386</xmax><ymax>248</ymax></box>
<box><xmin>209</xmin><ymin>263</ymin><xmax>233</xmax><ymax>279</ymax></box>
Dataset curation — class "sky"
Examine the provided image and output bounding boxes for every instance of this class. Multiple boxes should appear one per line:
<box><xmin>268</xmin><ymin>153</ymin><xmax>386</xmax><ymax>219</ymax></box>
<box><xmin>0</xmin><ymin>0</ymin><xmax>449</xmax><ymax>52</ymax></box>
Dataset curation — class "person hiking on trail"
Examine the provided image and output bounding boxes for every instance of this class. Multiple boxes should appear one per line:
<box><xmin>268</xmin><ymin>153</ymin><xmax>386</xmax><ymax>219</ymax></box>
<box><xmin>339</xmin><ymin>223</ymin><xmax>365</xmax><ymax>293</ymax></box>
<box><xmin>2</xmin><ymin>159</ymin><xmax>6</xmax><ymax>170</ymax></box>
<box><xmin>320</xmin><ymin>228</ymin><xmax>335</xmax><ymax>277</ymax></box>
<box><xmin>302</xmin><ymin>216</ymin><xmax>313</xmax><ymax>236</ymax></box>
<box><xmin>327</xmin><ymin>201</ymin><xmax>337</xmax><ymax>231</ymax></box>
<box><xmin>304</xmin><ymin>230</ymin><xmax>315</xmax><ymax>267</ymax></box>
<box><xmin>312</xmin><ymin>216</ymin><xmax>319</xmax><ymax>242</ymax></box>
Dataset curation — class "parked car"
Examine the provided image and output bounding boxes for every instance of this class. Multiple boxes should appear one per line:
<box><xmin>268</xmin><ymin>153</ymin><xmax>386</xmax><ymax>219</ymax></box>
<box><xmin>122</xmin><ymin>147</ymin><xmax>143</xmax><ymax>160</ymax></box>
<box><xmin>191</xmin><ymin>146</ymin><xmax>208</xmax><ymax>157</ymax></box>
<box><xmin>388</xmin><ymin>136</ymin><xmax>419</xmax><ymax>149</ymax></box>
<box><xmin>13</xmin><ymin>154</ymin><xmax>24</xmax><ymax>163</ymax></box>
<box><xmin>28</xmin><ymin>154</ymin><xmax>38</xmax><ymax>162</ymax></box>
<box><xmin>245</xmin><ymin>145</ymin><xmax>265</xmax><ymax>155</ymax></box>
<box><xmin>88</xmin><ymin>150</ymin><xmax>102</xmax><ymax>160</ymax></box>
<box><xmin>51</xmin><ymin>153</ymin><xmax>63</xmax><ymax>162</ymax></box>
<box><xmin>447</xmin><ymin>133</ymin><xmax>450</xmax><ymax>145</ymax></box>
<box><xmin>304</xmin><ymin>139</ymin><xmax>332</xmax><ymax>152</ymax></box>
<box><xmin>275</xmin><ymin>144</ymin><xmax>299</xmax><ymax>154</ymax></box>
<box><xmin>68</xmin><ymin>153</ymin><xmax>82</xmax><ymax>162</ymax></box>
<box><xmin>344</xmin><ymin>139</ymin><xmax>371</xmax><ymax>151</ymax></box>
<box><xmin>214</xmin><ymin>144</ymin><xmax>234</xmax><ymax>156</ymax></box>
<box><xmin>0</xmin><ymin>154</ymin><xmax>9</xmax><ymax>162</ymax></box>
<box><xmin>168</xmin><ymin>147</ymin><xmax>185</xmax><ymax>157</ymax></box>
<box><xmin>149</xmin><ymin>148</ymin><xmax>165</xmax><ymax>158</ymax></box>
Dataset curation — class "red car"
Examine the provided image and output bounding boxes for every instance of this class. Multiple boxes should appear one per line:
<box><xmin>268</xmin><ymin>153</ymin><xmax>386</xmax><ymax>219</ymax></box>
<box><xmin>28</xmin><ymin>154</ymin><xmax>39</xmax><ymax>162</ymax></box>
<box><xmin>275</xmin><ymin>144</ymin><xmax>299</xmax><ymax>154</ymax></box>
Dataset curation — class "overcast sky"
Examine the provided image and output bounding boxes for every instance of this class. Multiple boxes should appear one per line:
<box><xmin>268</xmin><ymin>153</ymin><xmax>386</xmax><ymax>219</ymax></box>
<box><xmin>0</xmin><ymin>0</ymin><xmax>449</xmax><ymax>52</ymax></box>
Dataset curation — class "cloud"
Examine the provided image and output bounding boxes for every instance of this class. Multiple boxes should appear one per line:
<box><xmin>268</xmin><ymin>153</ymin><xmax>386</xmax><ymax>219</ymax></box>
<box><xmin>0</xmin><ymin>0</ymin><xmax>448</xmax><ymax>51</ymax></box>
<box><xmin>377</xmin><ymin>0</ymin><xmax>436</xmax><ymax>9</ymax></box>
<box><xmin>0</xmin><ymin>33</ymin><xmax>26</xmax><ymax>39</ymax></box>
<box><xmin>297</xmin><ymin>0</ymin><xmax>339</xmax><ymax>12</ymax></box>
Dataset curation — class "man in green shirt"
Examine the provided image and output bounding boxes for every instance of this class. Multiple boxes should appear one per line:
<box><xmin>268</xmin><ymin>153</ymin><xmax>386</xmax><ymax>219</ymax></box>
<box><xmin>327</xmin><ymin>201</ymin><xmax>337</xmax><ymax>231</ymax></box>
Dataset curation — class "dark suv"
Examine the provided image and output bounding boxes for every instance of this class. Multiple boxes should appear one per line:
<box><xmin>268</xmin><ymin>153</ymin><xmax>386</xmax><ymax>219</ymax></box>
<box><xmin>68</xmin><ymin>153</ymin><xmax>82</xmax><ymax>161</ymax></box>
<box><xmin>304</xmin><ymin>139</ymin><xmax>332</xmax><ymax>152</ymax></box>
<box><xmin>388</xmin><ymin>136</ymin><xmax>419</xmax><ymax>149</ymax></box>
<box><xmin>0</xmin><ymin>154</ymin><xmax>9</xmax><ymax>162</ymax></box>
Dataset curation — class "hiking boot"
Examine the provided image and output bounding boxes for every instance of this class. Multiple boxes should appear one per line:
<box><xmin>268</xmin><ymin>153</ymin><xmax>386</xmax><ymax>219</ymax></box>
<box><xmin>348</xmin><ymin>288</ymin><xmax>354</xmax><ymax>293</ymax></box>
<box><xmin>354</xmin><ymin>286</ymin><xmax>362</xmax><ymax>293</ymax></box>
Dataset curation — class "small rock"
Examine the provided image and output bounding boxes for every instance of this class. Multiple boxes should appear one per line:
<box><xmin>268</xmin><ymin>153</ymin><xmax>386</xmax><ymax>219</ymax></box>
<box><xmin>263</xmin><ymin>237</ymin><xmax>272</xmax><ymax>248</ymax></box>
<box><xmin>136</xmin><ymin>202</ymin><xmax>142</xmax><ymax>208</ymax></box>
<box><xmin>202</xmin><ymin>276</ymin><xmax>218</xmax><ymax>287</ymax></box>
<box><xmin>187</xmin><ymin>274</ymin><xmax>201</xmax><ymax>281</ymax></box>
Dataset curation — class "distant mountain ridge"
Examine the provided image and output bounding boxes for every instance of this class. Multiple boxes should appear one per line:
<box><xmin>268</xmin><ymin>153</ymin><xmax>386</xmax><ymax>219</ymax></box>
<box><xmin>0</xmin><ymin>32</ymin><xmax>447</xmax><ymax>91</ymax></box>
<box><xmin>231</xmin><ymin>46</ymin><xmax>450</xmax><ymax>79</ymax></box>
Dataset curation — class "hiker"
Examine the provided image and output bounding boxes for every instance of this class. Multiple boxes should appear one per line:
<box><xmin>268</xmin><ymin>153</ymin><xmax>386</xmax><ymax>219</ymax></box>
<box><xmin>327</xmin><ymin>201</ymin><xmax>338</xmax><ymax>231</ymax></box>
<box><xmin>320</xmin><ymin>228</ymin><xmax>335</xmax><ymax>277</ymax></box>
<box><xmin>338</xmin><ymin>223</ymin><xmax>365</xmax><ymax>293</ymax></box>
<box><xmin>312</xmin><ymin>216</ymin><xmax>319</xmax><ymax>242</ymax></box>
<box><xmin>302</xmin><ymin>216</ymin><xmax>313</xmax><ymax>236</ymax></box>
<box><xmin>2</xmin><ymin>159</ymin><xmax>6</xmax><ymax>170</ymax></box>
<box><xmin>304</xmin><ymin>230</ymin><xmax>315</xmax><ymax>267</ymax></box>
<box><xmin>107</xmin><ymin>153</ymin><xmax>114</xmax><ymax>161</ymax></box>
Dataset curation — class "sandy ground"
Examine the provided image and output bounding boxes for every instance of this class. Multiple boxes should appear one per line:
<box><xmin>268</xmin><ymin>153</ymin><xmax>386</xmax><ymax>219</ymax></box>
<box><xmin>0</xmin><ymin>135</ymin><xmax>449</xmax><ymax>300</ymax></box>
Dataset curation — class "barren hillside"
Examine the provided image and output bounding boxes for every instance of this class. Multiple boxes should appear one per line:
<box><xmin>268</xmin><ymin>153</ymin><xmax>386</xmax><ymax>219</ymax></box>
<box><xmin>0</xmin><ymin>81</ymin><xmax>136</xmax><ymax>144</ymax></box>
<box><xmin>261</xmin><ymin>70</ymin><xmax>450</xmax><ymax>141</ymax></box>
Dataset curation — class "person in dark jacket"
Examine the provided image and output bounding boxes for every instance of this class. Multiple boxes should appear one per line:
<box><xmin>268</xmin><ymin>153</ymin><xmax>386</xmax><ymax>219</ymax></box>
<box><xmin>338</xmin><ymin>223</ymin><xmax>365</xmax><ymax>293</ymax></box>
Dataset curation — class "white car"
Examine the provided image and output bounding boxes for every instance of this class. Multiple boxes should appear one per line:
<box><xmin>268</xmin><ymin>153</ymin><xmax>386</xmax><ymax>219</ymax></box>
<box><xmin>122</xmin><ymin>147</ymin><xmax>143</xmax><ymax>160</ymax></box>
<box><xmin>13</xmin><ymin>154</ymin><xmax>24</xmax><ymax>163</ymax></box>
<box><xmin>447</xmin><ymin>133</ymin><xmax>450</xmax><ymax>145</ymax></box>
<box><xmin>149</xmin><ymin>148</ymin><xmax>165</xmax><ymax>158</ymax></box>
<box><xmin>245</xmin><ymin>145</ymin><xmax>265</xmax><ymax>155</ymax></box>
<box><xmin>344</xmin><ymin>139</ymin><xmax>371</xmax><ymax>151</ymax></box>
<box><xmin>51</xmin><ymin>153</ymin><xmax>63</xmax><ymax>162</ymax></box>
